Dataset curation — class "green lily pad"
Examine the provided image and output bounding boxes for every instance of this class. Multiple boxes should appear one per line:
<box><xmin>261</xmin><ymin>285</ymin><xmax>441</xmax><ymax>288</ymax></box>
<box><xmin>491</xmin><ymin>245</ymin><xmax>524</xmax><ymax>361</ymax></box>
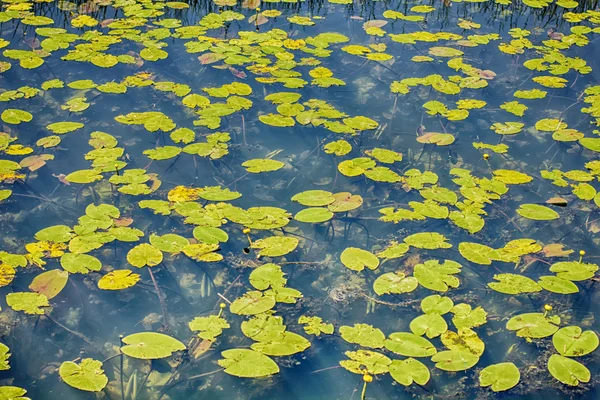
<box><xmin>339</xmin><ymin>350</ymin><xmax>391</xmax><ymax>375</ymax></box>
<box><xmin>1</xmin><ymin>109</ymin><xmax>32</xmax><ymax>125</ymax></box>
<box><xmin>192</xmin><ymin>226</ymin><xmax>229</xmax><ymax>244</ymax></box>
<box><xmin>298</xmin><ymin>316</ymin><xmax>334</xmax><ymax>336</ymax></box>
<box><xmin>373</xmin><ymin>272</ymin><xmax>418</xmax><ymax>295</ymax></box>
<box><xmin>549</xmin><ymin>261</ymin><xmax>599</xmax><ymax>281</ymax></box>
<box><xmin>250</xmin><ymin>236</ymin><xmax>299</xmax><ymax>257</ymax></box>
<box><xmin>414</xmin><ymin>259</ymin><xmax>462</xmax><ymax>292</ymax></box>
<box><xmin>59</xmin><ymin>358</ymin><xmax>108</xmax><ymax>392</ymax></box>
<box><xmin>431</xmin><ymin>350</ymin><xmax>479</xmax><ymax>371</ymax></box>
<box><xmin>60</xmin><ymin>253</ymin><xmax>102</xmax><ymax>274</ymax></box>
<box><xmin>410</xmin><ymin>314</ymin><xmax>448</xmax><ymax>338</ymax></box>
<box><xmin>218</xmin><ymin>349</ymin><xmax>279</xmax><ymax>378</ymax></box>
<box><xmin>384</xmin><ymin>332</ymin><xmax>437</xmax><ymax>357</ymax></box>
<box><xmin>552</xmin><ymin>326</ymin><xmax>599</xmax><ymax>357</ymax></box>
<box><xmin>488</xmin><ymin>273</ymin><xmax>542</xmax><ymax>294</ymax></box>
<box><xmin>479</xmin><ymin>362</ymin><xmax>520</xmax><ymax>392</ymax></box>
<box><xmin>421</xmin><ymin>295</ymin><xmax>454</xmax><ymax>315</ymax></box>
<box><xmin>440</xmin><ymin>328</ymin><xmax>485</xmax><ymax>356</ymax></box>
<box><xmin>451</xmin><ymin>304</ymin><xmax>488</xmax><ymax>330</ymax></box>
<box><xmin>249</xmin><ymin>263</ymin><xmax>286</xmax><ymax>290</ymax></box>
<box><xmin>506</xmin><ymin>313</ymin><xmax>560</xmax><ymax>338</ymax></box>
<box><xmin>291</xmin><ymin>190</ymin><xmax>335</xmax><ymax>207</ymax></box>
<box><xmin>121</xmin><ymin>332</ymin><xmax>186</xmax><ymax>360</ymax></box>
<box><xmin>404</xmin><ymin>232</ymin><xmax>452</xmax><ymax>249</ymax></box>
<box><xmin>389</xmin><ymin>358</ymin><xmax>430</xmax><ymax>386</ymax></box>
<box><xmin>516</xmin><ymin>204</ymin><xmax>559</xmax><ymax>220</ymax></box>
<box><xmin>294</xmin><ymin>207</ymin><xmax>334</xmax><ymax>223</ymax></box>
<box><xmin>537</xmin><ymin>276</ymin><xmax>579</xmax><ymax>294</ymax></box>
<box><xmin>339</xmin><ymin>323</ymin><xmax>385</xmax><ymax>348</ymax></box>
<box><xmin>242</xmin><ymin>158</ymin><xmax>285</xmax><ymax>173</ymax></box>
<box><xmin>127</xmin><ymin>243</ymin><xmax>163</xmax><ymax>268</ymax></box>
<box><xmin>189</xmin><ymin>315</ymin><xmax>230</xmax><ymax>341</ymax></box>
<box><xmin>6</xmin><ymin>292</ymin><xmax>49</xmax><ymax>315</ymax></box>
<box><xmin>230</xmin><ymin>291</ymin><xmax>276</xmax><ymax>315</ymax></box>
<box><xmin>547</xmin><ymin>354</ymin><xmax>590</xmax><ymax>386</ymax></box>
<box><xmin>149</xmin><ymin>233</ymin><xmax>189</xmax><ymax>253</ymax></box>
<box><xmin>340</xmin><ymin>247</ymin><xmax>380</xmax><ymax>272</ymax></box>
<box><xmin>251</xmin><ymin>332</ymin><xmax>311</xmax><ymax>356</ymax></box>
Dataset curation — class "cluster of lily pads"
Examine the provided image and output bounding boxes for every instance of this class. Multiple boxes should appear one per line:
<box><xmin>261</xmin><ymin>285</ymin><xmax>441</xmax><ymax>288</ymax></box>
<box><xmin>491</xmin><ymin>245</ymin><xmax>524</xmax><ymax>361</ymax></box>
<box><xmin>0</xmin><ymin>0</ymin><xmax>600</xmax><ymax>398</ymax></box>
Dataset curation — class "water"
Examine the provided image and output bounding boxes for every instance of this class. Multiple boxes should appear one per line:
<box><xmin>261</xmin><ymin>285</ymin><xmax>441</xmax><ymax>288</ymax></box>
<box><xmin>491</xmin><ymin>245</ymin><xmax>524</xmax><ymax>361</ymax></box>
<box><xmin>1</xmin><ymin>0</ymin><xmax>600</xmax><ymax>399</ymax></box>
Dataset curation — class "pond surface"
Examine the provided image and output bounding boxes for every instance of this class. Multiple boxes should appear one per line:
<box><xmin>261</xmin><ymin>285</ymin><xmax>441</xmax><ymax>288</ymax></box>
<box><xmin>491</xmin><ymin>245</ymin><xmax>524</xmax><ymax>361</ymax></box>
<box><xmin>0</xmin><ymin>0</ymin><xmax>600</xmax><ymax>399</ymax></box>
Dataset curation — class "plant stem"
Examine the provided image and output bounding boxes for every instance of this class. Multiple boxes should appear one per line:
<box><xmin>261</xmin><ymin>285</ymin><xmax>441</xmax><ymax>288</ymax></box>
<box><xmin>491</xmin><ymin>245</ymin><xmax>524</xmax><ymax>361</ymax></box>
<box><xmin>147</xmin><ymin>267</ymin><xmax>169</xmax><ymax>328</ymax></box>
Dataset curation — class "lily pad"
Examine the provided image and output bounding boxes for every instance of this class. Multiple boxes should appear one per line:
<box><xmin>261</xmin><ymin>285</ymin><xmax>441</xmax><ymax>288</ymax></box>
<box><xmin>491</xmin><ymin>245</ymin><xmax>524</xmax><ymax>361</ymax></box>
<box><xmin>230</xmin><ymin>291</ymin><xmax>276</xmax><ymax>315</ymax></box>
<box><xmin>506</xmin><ymin>313</ymin><xmax>560</xmax><ymax>338</ymax></box>
<box><xmin>59</xmin><ymin>358</ymin><xmax>108</xmax><ymax>392</ymax></box>
<box><xmin>552</xmin><ymin>326</ymin><xmax>599</xmax><ymax>357</ymax></box>
<box><xmin>127</xmin><ymin>244</ymin><xmax>163</xmax><ymax>268</ymax></box>
<box><xmin>339</xmin><ymin>323</ymin><xmax>385</xmax><ymax>348</ymax></box>
<box><xmin>479</xmin><ymin>362</ymin><xmax>520</xmax><ymax>392</ymax></box>
<box><xmin>218</xmin><ymin>349</ymin><xmax>279</xmax><ymax>378</ymax></box>
<box><xmin>340</xmin><ymin>247</ymin><xmax>380</xmax><ymax>272</ymax></box>
<box><xmin>373</xmin><ymin>272</ymin><xmax>418</xmax><ymax>295</ymax></box>
<box><xmin>389</xmin><ymin>358</ymin><xmax>430</xmax><ymax>386</ymax></box>
<box><xmin>431</xmin><ymin>350</ymin><xmax>479</xmax><ymax>371</ymax></box>
<box><xmin>384</xmin><ymin>332</ymin><xmax>437</xmax><ymax>357</ymax></box>
<box><xmin>547</xmin><ymin>354</ymin><xmax>590</xmax><ymax>386</ymax></box>
<box><xmin>121</xmin><ymin>332</ymin><xmax>186</xmax><ymax>360</ymax></box>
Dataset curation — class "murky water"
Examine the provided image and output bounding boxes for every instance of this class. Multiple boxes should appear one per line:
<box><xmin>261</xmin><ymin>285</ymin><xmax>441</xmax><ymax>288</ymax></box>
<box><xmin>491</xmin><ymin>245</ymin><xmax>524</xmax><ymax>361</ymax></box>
<box><xmin>1</xmin><ymin>0</ymin><xmax>600</xmax><ymax>399</ymax></box>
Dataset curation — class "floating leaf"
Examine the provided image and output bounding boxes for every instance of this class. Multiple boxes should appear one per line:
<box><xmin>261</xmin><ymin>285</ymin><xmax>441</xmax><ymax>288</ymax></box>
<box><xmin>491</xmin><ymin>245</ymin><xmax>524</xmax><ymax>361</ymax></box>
<box><xmin>421</xmin><ymin>295</ymin><xmax>454</xmax><ymax>315</ymax></box>
<box><xmin>218</xmin><ymin>349</ymin><xmax>279</xmax><ymax>378</ymax></box>
<box><xmin>60</xmin><ymin>253</ymin><xmax>102</xmax><ymax>274</ymax></box>
<box><xmin>538</xmin><ymin>276</ymin><xmax>579</xmax><ymax>294</ymax></box>
<box><xmin>1</xmin><ymin>109</ymin><xmax>32</xmax><ymax>125</ymax></box>
<box><xmin>298</xmin><ymin>316</ymin><xmax>334</xmax><ymax>336</ymax></box>
<box><xmin>98</xmin><ymin>270</ymin><xmax>140</xmax><ymax>290</ymax></box>
<box><xmin>339</xmin><ymin>350</ymin><xmax>391</xmax><ymax>375</ymax></box>
<box><xmin>410</xmin><ymin>314</ymin><xmax>448</xmax><ymax>338</ymax></box>
<box><xmin>339</xmin><ymin>324</ymin><xmax>385</xmax><ymax>348</ymax></box>
<box><xmin>340</xmin><ymin>247</ymin><xmax>379</xmax><ymax>272</ymax></box>
<box><xmin>552</xmin><ymin>326</ymin><xmax>599</xmax><ymax>357</ymax></box>
<box><xmin>517</xmin><ymin>204</ymin><xmax>559</xmax><ymax>220</ymax></box>
<box><xmin>384</xmin><ymin>332</ymin><xmax>437</xmax><ymax>357</ymax></box>
<box><xmin>189</xmin><ymin>315</ymin><xmax>230</xmax><ymax>341</ymax></box>
<box><xmin>192</xmin><ymin>227</ymin><xmax>229</xmax><ymax>244</ymax></box>
<box><xmin>6</xmin><ymin>292</ymin><xmax>49</xmax><ymax>315</ymax></box>
<box><xmin>506</xmin><ymin>313</ymin><xmax>560</xmax><ymax>338</ymax></box>
<box><xmin>28</xmin><ymin>270</ymin><xmax>68</xmax><ymax>299</ymax></box>
<box><xmin>249</xmin><ymin>264</ymin><xmax>286</xmax><ymax>290</ymax></box>
<box><xmin>431</xmin><ymin>350</ymin><xmax>479</xmax><ymax>371</ymax></box>
<box><xmin>441</xmin><ymin>328</ymin><xmax>485</xmax><ymax>356</ymax></box>
<box><xmin>488</xmin><ymin>273</ymin><xmax>542</xmax><ymax>294</ymax></box>
<box><xmin>389</xmin><ymin>358</ymin><xmax>430</xmax><ymax>386</ymax></box>
<box><xmin>404</xmin><ymin>232</ymin><xmax>452</xmax><ymax>249</ymax></box>
<box><xmin>251</xmin><ymin>332</ymin><xmax>311</xmax><ymax>356</ymax></box>
<box><xmin>291</xmin><ymin>190</ymin><xmax>335</xmax><ymax>207</ymax></box>
<box><xmin>549</xmin><ymin>261</ymin><xmax>598</xmax><ymax>281</ymax></box>
<box><xmin>479</xmin><ymin>362</ymin><xmax>520</xmax><ymax>392</ymax></box>
<box><xmin>149</xmin><ymin>234</ymin><xmax>189</xmax><ymax>253</ymax></box>
<box><xmin>230</xmin><ymin>291</ymin><xmax>276</xmax><ymax>315</ymax></box>
<box><xmin>59</xmin><ymin>359</ymin><xmax>108</xmax><ymax>392</ymax></box>
<box><xmin>373</xmin><ymin>272</ymin><xmax>418</xmax><ymax>295</ymax></box>
<box><xmin>294</xmin><ymin>207</ymin><xmax>334</xmax><ymax>223</ymax></box>
<box><xmin>127</xmin><ymin>244</ymin><xmax>163</xmax><ymax>268</ymax></box>
<box><xmin>121</xmin><ymin>332</ymin><xmax>186</xmax><ymax>360</ymax></box>
<box><xmin>547</xmin><ymin>354</ymin><xmax>590</xmax><ymax>386</ymax></box>
<box><xmin>414</xmin><ymin>260</ymin><xmax>461</xmax><ymax>292</ymax></box>
<box><xmin>251</xmin><ymin>236</ymin><xmax>299</xmax><ymax>257</ymax></box>
<box><xmin>242</xmin><ymin>159</ymin><xmax>285</xmax><ymax>173</ymax></box>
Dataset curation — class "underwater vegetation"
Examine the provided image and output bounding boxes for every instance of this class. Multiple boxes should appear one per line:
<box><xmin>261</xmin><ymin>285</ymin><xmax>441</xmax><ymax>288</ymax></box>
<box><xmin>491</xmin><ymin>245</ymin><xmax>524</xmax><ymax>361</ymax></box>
<box><xmin>0</xmin><ymin>0</ymin><xmax>600</xmax><ymax>399</ymax></box>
